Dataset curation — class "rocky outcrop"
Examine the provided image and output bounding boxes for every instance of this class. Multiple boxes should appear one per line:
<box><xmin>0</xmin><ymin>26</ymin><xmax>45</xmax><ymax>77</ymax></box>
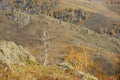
<box><xmin>0</xmin><ymin>40</ymin><xmax>36</xmax><ymax>69</ymax></box>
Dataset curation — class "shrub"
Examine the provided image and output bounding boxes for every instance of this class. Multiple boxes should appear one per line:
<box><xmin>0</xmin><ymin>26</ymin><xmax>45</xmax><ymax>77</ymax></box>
<box><xmin>65</xmin><ymin>47</ymin><xmax>107</xmax><ymax>80</ymax></box>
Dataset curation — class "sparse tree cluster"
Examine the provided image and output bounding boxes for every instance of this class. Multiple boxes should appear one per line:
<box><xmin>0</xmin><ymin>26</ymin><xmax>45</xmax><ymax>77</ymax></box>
<box><xmin>105</xmin><ymin>0</ymin><xmax>120</xmax><ymax>5</ymax></box>
<box><xmin>110</xmin><ymin>23</ymin><xmax>120</xmax><ymax>36</ymax></box>
<box><xmin>9</xmin><ymin>0</ymin><xmax>60</xmax><ymax>15</ymax></box>
<box><xmin>3</xmin><ymin>0</ymin><xmax>90</xmax><ymax>25</ymax></box>
<box><xmin>98</xmin><ymin>22</ymin><xmax>120</xmax><ymax>37</ymax></box>
<box><xmin>52</xmin><ymin>8</ymin><xmax>91</xmax><ymax>24</ymax></box>
<box><xmin>4</xmin><ymin>0</ymin><xmax>60</xmax><ymax>31</ymax></box>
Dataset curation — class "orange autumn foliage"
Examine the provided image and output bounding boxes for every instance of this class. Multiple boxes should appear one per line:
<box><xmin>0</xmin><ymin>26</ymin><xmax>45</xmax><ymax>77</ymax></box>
<box><xmin>65</xmin><ymin>48</ymin><xmax>94</xmax><ymax>72</ymax></box>
<box><xmin>65</xmin><ymin>47</ymin><xmax>108</xmax><ymax>80</ymax></box>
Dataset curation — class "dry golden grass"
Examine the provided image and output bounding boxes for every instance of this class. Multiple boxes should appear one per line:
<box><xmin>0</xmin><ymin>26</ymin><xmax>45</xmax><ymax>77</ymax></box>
<box><xmin>0</xmin><ymin>63</ymin><xmax>83</xmax><ymax>80</ymax></box>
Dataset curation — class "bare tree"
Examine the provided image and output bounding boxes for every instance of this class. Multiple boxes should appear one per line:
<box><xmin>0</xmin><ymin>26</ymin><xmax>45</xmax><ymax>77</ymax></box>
<box><xmin>42</xmin><ymin>31</ymin><xmax>47</xmax><ymax>66</ymax></box>
<box><xmin>33</xmin><ymin>22</ymin><xmax>56</xmax><ymax>66</ymax></box>
<box><xmin>40</xmin><ymin>30</ymin><xmax>56</xmax><ymax>66</ymax></box>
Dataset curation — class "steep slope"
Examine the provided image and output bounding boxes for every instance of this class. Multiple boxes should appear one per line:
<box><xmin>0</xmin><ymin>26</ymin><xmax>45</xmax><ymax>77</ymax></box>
<box><xmin>0</xmin><ymin>10</ymin><xmax>120</xmax><ymax>76</ymax></box>
<box><xmin>58</xmin><ymin>0</ymin><xmax>120</xmax><ymax>36</ymax></box>
<box><xmin>0</xmin><ymin>40</ymin><xmax>100</xmax><ymax>80</ymax></box>
<box><xmin>59</xmin><ymin>0</ymin><xmax>120</xmax><ymax>20</ymax></box>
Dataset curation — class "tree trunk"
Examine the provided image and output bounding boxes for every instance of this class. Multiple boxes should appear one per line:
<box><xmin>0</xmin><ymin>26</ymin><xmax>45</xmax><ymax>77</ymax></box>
<box><xmin>43</xmin><ymin>31</ymin><xmax>47</xmax><ymax>66</ymax></box>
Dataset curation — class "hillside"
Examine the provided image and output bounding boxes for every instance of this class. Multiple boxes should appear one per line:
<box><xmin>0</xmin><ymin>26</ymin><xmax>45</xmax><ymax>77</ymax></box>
<box><xmin>0</xmin><ymin>0</ymin><xmax>120</xmax><ymax>80</ymax></box>
<box><xmin>58</xmin><ymin>0</ymin><xmax>120</xmax><ymax>37</ymax></box>
<box><xmin>1</xmin><ymin>40</ymin><xmax>100</xmax><ymax>80</ymax></box>
<box><xmin>0</xmin><ymin>10</ymin><xmax>120</xmax><ymax>74</ymax></box>
<box><xmin>107</xmin><ymin>5</ymin><xmax>120</xmax><ymax>16</ymax></box>
<box><xmin>59</xmin><ymin>0</ymin><xmax>120</xmax><ymax>19</ymax></box>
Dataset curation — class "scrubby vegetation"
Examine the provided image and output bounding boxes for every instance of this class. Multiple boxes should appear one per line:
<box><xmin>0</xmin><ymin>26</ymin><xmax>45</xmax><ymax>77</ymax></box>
<box><xmin>0</xmin><ymin>40</ymin><xmax>100</xmax><ymax>80</ymax></box>
<box><xmin>0</xmin><ymin>39</ymin><xmax>112</xmax><ymax>80</ymax></box>
<box><xmin>52</xmin><ymin>8</ymin><xmax>91</xmax><ymax>24</ymax></box>
<box><xmin>0</xmin><ymin>0</ymin><xmax>120</xmax><ymax>80</ymax></box>
<box><xmin>3</xmin><ymin>0</ymin><xmax>119</xmax><ymax>37</ymax></box>
<box><xmin>3</xmin><ymin>0</ymin><xmax>91</xmax><ymax>25</ymax></box>
<box><xmin>65</xmin><ymin>47</ymin><xmax>107</xmax><ymax>80</ymax></box>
